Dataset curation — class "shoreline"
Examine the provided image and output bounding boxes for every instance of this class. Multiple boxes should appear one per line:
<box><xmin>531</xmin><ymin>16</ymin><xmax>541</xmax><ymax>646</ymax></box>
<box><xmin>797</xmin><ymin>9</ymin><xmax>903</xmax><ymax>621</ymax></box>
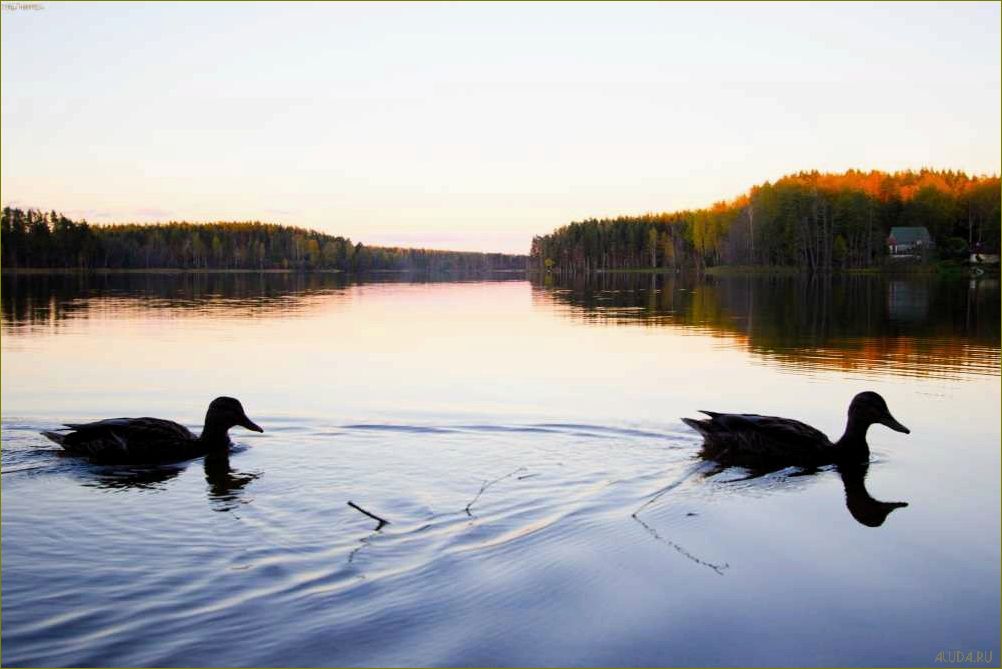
<box><xmin>525</xmin><ymin>263</ymin><xmax>998</xmax><ymax>278</ymax></box>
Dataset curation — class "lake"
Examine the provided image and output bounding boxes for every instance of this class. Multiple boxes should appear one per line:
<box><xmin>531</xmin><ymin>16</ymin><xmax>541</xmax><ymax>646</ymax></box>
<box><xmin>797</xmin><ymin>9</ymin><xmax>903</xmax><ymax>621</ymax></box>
<box><xmin>1</xmin><ymin>271</ymin><xmax>999</xmax><ymax>667</ymax></box>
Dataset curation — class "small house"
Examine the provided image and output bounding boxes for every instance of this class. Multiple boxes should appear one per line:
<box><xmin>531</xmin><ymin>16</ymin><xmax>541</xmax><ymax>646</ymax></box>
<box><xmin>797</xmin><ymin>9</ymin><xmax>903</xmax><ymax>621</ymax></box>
<box><xmin>887</xmin><ymin>226</ymin><xmax>932</xmax><ymax>256</ymax></box>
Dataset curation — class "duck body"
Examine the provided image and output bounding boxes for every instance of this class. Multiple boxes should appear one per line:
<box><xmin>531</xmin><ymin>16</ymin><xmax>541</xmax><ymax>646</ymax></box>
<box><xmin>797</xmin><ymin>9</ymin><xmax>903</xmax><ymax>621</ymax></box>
<box><xmin>42</xmin><ymin>397</ymin><xmax>263</xmax><ymax>465</ymax></box>
<box><xmin>684</xmin><ymin>411</ymin><xmax>838</xmax><ymax>469</ymax></box>
<box><xmin>683</xmin><ymin>392</ymin><xmax>909</xmax><ymax>470</ymax></box>
<box><xmin>43</xmin><ymin>417</ymin><xmax>205</xmax><ymax>464</ymax></box>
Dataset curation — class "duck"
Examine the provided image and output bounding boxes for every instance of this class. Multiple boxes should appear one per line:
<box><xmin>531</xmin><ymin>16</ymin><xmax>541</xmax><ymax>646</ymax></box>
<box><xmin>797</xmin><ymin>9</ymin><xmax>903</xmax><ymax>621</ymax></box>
<box><xmin>682</xmin><ymin>391</ymin><xmax>909</xmax><ymax>469</ymax></box>
<box><xmin>41</xmin><ymin>396</ymin><xmax>263</xmax><ymax>464</ymax></box>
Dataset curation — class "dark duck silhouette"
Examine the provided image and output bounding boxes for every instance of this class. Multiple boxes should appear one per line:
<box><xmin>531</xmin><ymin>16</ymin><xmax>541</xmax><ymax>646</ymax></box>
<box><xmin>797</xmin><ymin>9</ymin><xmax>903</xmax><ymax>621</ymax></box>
<box><xmin>683</xmin><ymin>391</ymin><xmax>909</xmax><ymax>469</ymax></box>
<box><xmin>41</xmin><ymin>397</ymin><xmax>263</xmax><ymax>464</ymax></box>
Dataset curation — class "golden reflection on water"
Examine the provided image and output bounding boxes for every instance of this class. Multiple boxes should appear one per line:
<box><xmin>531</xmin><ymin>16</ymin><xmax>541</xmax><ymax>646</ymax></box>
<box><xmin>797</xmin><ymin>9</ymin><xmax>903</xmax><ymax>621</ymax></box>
<box><xmin>531</xmin><ymin>272</ymin><xmax>1000</xmax><ymax>380</ymax></box>
<box><xmin>0</xmin><ymin>271</ymin><xmax>997</xmax><ymax>436</ymax></box>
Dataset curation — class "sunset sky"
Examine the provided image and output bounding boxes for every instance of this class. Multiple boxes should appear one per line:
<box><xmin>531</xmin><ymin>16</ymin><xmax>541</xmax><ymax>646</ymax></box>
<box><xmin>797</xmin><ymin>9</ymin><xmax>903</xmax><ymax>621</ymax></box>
<box><xmin>2</xmin><ymin>1</ymin><xmax>999</xmax><ymax>253</ymax></box>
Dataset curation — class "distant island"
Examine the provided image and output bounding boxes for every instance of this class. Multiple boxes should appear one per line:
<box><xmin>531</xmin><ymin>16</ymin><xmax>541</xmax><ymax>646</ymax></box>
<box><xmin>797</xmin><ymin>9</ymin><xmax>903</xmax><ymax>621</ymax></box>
<box><xmin>0</xmin><ymin>212</ymin><xmax>527</xmax><ymax>273</ymax></box>
<box><xmin>531</xmin><ymin>169</ymin><xmax>1000</xmax><ymax>273</ymax></box>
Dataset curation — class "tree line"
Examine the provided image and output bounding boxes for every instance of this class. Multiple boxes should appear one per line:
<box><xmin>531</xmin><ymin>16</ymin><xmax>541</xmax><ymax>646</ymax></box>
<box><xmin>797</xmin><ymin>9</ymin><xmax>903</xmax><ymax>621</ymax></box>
<box><xmin>530</xmin><ymin>169</ymin><xmax>1001</xmax><ymax>273</ymax></box>
<box><xmin>0</xmin><ymin>210</ymin><xmax>527</xmax><ymax>272</ymax></box>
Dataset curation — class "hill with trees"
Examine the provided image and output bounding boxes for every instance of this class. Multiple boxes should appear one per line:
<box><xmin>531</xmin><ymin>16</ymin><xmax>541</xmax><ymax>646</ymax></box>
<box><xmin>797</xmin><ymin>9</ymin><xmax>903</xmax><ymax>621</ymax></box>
<box><xmin>530</xmin><ymin>169</ymin><xmax>1000</xmax><ymax>273</ymax></box>
<box><xmin>0</xmin><ymin>211</ymin><xmax>526</xmax><ymax>273</ymax></box>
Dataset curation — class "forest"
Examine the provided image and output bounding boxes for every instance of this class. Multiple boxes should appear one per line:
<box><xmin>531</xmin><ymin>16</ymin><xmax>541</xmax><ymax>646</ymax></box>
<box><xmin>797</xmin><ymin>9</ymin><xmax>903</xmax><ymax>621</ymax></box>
<box><xmin>530</xmin><ymin>170</ymin><xmax>1001</xmax><ymax>273</ymax></box>
<box><xmin>0</xmin><ymin>211</ymin><xmax>527</xmax><ymax>272</ymax></box>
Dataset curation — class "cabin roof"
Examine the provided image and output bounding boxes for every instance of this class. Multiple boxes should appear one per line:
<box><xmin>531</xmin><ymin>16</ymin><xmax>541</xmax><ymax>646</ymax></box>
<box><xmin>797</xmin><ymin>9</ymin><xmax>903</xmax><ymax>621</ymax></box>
<box><xmin>888</xmin><ymin>226</ymin><xmax>932</xmax><ymax>244</ymax></box>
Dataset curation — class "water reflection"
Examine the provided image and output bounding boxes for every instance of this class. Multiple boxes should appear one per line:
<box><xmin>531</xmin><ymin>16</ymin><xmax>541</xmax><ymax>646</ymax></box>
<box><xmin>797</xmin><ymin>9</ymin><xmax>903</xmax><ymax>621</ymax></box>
<box><xmin>2</xmin><ymin>272</ymin><xmax>996</xmax><ymax>667</ymax></box>
<box><xmin>532</xmin><ymin>272</ymin><xmax>1000</xmax><ymax>379</ymax></box>
<box><xmin>713</xmin><ymin>464</ymin><xmax>908</xmax><ymax>530</ymax></box>
<box><xmin>838</xmin><ymin>463</ymin><xmax>908</xmax><ymax>528</ymax></box>
<box><xmin>0</xmin><ymin>271</ymin><xmax>524</xmax><ymax>335</ymax></box>
<box><xmin>203</xmin><ymin>452</ymin><xmax>261</xmax><ymax>513</ymax></box>
<box><xmin>3</xmin><ymin>271</ymin><xmax>996</xmax><ymax>381</ymax></box>
<box><xmin>85</xmin><ymin>463</ymin><xmax>185</xmax><ymax>491</ymax></box>
<box><xmin>641</xmin><ymin>455</ymin><xmax>908</xmax><ymax>539</ymax></box>
<box><xmin>76</xmin><ymin>448</ymin><xmax>260</xmax><ymax>511</ymax></box>
<box><xmin>1</xmin><ymin>271</ymin><xmax>350</xmax><ymax>331</ymax></box>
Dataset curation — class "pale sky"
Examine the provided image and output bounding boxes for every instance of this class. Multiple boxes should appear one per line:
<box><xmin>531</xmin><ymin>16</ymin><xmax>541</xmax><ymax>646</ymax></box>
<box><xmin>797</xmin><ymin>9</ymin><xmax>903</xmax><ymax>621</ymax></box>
<box><xmin>2</xmin><ymin>1</ymin><xmax>999</xmax><ymax>253</ymax></box>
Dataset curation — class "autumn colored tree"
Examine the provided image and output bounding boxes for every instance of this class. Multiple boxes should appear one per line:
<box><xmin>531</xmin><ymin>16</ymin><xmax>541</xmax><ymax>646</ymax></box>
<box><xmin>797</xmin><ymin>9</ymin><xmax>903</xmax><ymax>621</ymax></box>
<box><xmin>530</xmin><ymin>169</ymin><xmax>1000</xmax><ymax>273</ymax></box>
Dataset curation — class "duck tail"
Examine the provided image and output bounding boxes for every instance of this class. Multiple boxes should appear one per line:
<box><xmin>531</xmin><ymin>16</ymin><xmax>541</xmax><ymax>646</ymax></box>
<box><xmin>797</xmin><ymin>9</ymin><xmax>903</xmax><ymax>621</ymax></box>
<box><xmin>682</xmin><ymin>417</ymin><xmax>712</xmax><ymax>436</ymax></box>
<box><xmin>40</xmin><ymin>430</ymin><xmax>66</xmax><ymax>446</ymax></box>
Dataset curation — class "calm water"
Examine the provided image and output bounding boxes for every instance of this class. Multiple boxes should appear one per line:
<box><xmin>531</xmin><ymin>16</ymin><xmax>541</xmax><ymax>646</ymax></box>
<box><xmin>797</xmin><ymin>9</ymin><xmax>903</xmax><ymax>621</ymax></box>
<box><xmin>2</xmin><ymin>272</ymin><xmax>999</xmax><ymax>667</ymax></box>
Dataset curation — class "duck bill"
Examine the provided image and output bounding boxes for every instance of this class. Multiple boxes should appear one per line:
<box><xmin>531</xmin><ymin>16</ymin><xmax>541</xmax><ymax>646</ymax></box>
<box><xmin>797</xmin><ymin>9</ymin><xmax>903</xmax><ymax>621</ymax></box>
<box><xmin>881</xmin><ymin>413</ymin><xmax>910</xmax><ymax>434</ymax></box>
<box><xmin>239</xmin><ymin>416</ymin><xmax>264</xmax><ymax>433</ymax></box>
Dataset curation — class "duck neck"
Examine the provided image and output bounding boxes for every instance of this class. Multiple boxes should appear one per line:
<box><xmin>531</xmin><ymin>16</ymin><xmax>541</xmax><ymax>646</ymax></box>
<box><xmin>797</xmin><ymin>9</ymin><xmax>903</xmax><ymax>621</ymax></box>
<box><xmin>838</xmin><ymin>462</ymin><xmax>871</xmax><ymax>500</ymax></box>
<box><xmin>198</xmin><ymin>421</ymin><xmax>232</xmax><ymax>449</ymax></box>
<box><xmin>834</xmin><ymin>414</ymin><xmax>871</xmax><ymax>461</ymax></box>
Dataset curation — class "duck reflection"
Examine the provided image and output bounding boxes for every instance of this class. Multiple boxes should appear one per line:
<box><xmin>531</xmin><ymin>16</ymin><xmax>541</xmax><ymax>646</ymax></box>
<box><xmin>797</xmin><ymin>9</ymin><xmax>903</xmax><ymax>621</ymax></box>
<box><xmin>634</xmin><ymin>457</ymin><xmax>909</xmax><ymax>575</ymax></box>
<box><xmin>837</xmin><ymin>462</ymin><xmax>908</xmax><ymax>527</ymax></box>
<box><xmin>77</xmin><ymin>450</ymin><xmax>261</xmax><ymax>511</ymax></box>
<box><xmin>203</xmin><ymin>451</ymin><xmax>261</xmax><ymax>512</ymax></box>
<box><xmin>707</xmin><ymin>460</ymin><xmax>909</xmax><ymax>528</ymax></box>
<box><xmin>86</xmin><ymin>463</ymin><xmax>185</xmax><ymax>490</ymax></box>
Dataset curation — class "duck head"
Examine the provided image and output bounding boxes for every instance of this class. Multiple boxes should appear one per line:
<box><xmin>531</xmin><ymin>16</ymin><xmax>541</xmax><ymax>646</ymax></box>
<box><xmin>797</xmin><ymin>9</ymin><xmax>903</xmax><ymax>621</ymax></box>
<box><xmin>203</xmin><ymin>397</ymin><xmax>263</xmax><ymax>439</ymax></box>
<box><xmin>847</xmin><ymin>392</ymin><xmax>909</xmax><ymax>435</ymax></box>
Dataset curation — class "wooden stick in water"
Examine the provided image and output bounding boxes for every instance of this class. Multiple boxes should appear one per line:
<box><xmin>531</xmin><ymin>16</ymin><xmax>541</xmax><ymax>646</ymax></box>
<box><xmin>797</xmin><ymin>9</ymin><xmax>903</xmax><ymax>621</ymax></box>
<box><xmin>465</xmin><ymin>466</ymin><xmax>527</xmax><ymax>515</ymax></box>
<box><xmin>347</xmin><ymin>500</ymin><xmax>390</xmax><ymax>529</ymax></box>
<box><xmin>631</xmin><ymin>461</ymin><xmax>716</xmax><ymax>518</ymax></box>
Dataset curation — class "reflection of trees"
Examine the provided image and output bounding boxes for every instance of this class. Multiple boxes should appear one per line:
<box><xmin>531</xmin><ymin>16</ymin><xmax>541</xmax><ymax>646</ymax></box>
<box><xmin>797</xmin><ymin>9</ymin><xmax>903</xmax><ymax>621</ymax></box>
<box><xmin>1</xmin><ymin>272</ymin><xmax>350</xmax><ymax>332</ymax></box>
<box><xmin>532</xmin><ymin>273</ymin><xmax>1000</xmax><ymax>379</ymax></box>
<box><xmin>0</xmin><ymin>272</ymin><xmax>524</xmax><ymax>335</ymax></box>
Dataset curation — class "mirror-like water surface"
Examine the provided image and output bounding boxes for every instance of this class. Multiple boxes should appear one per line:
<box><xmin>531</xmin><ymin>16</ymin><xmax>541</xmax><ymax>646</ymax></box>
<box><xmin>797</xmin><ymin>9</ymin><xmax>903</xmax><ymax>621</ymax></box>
<box><xmin>2</xmin><ymin>272</ymin><xmax>999</xmax><ymax>667</ymax></box>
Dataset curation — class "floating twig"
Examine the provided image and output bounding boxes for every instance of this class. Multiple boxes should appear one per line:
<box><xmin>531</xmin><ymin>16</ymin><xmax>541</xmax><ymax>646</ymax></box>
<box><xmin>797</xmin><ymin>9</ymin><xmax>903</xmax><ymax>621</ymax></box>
<box><xmin>632</xmin><ymin>461</ymin><xmax>715</xmax><ymax>518</ymax></box>
<box><xmin>632</xmin><ymin>514</ymin><xmax>730</xmax><ymax>576</ymax></box>
<box><xmin>348</xmin><ymin>531</ymin><xmax>376</xmax><ymax>564</ymax></box>
<box><xmin>347</xmin><ymin>500</ymin><xmax>390</xmax><ymax>530</ymax></box>
<box><xmin>1</xmin><ymin>464</ymin><xmax>50</xmax><ymax>475</ymax></box>
<box><xmin>629</xmin><ymin>461</ymin><xmax>730</xmax><ymax>574</ymax></box>
<box><xmin>465</xmin><ymin>467</ymin><xmax>527</xmax><ymax>515</ymax></box>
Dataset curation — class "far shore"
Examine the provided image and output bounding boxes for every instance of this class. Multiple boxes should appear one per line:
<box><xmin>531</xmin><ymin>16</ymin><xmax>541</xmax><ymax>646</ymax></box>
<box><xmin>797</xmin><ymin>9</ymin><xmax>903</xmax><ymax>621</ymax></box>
<box><xmin>525</xmin><ymin>262</ymin><xmax>998</xmax><ymax>277</ymax></box>
<box><xmin>0</xmin><ymin>267</ymin><xmax>528</xmax><ymax>275</ymax></box>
